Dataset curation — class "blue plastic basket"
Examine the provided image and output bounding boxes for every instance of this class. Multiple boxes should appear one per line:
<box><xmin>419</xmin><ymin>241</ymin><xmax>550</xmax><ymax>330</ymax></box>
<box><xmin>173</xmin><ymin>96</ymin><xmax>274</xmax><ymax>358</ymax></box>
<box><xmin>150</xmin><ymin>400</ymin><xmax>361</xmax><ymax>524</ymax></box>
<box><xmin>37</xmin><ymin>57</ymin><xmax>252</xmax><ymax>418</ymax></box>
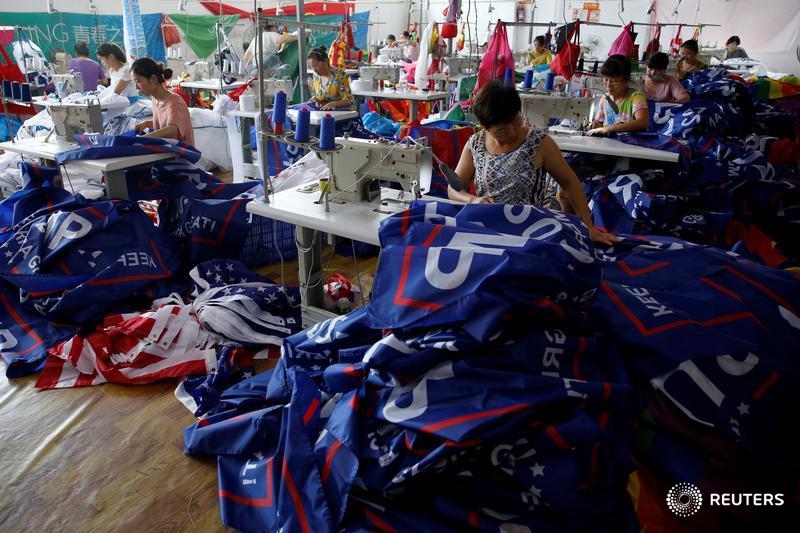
<box><xmin>239</xmin><ymin>214</ymin><xmax>298</xmax><ymax>267</ymax></box>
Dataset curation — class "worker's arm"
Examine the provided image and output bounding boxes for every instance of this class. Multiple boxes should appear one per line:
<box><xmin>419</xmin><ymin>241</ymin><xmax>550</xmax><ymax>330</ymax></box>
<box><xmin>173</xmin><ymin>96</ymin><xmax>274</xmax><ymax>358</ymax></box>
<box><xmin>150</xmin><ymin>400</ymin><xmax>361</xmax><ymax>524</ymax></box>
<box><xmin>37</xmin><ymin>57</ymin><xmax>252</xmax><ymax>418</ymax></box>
<box><xmin>587</xmin><ymin>106</ymin><xmax>649</xmax><ymax>136</ymax></box>
<box><xmin>538</xmin><ymin>135</ymin><xmax>618</xmax><ymax>246</ymax></box>
<box><xmin>114</xmin><ymin>78</ymin><xmax>131</xmax><ymax>95</ymax></box>
<box><xmin>447</xmin><ymin>142</ymin><xmax>492</xmax><ymax>204</ymax></box>
<box><xmin>143</xmin><ymin>125</ymin><xmax>178</xmax><ymax>140</ymax></box>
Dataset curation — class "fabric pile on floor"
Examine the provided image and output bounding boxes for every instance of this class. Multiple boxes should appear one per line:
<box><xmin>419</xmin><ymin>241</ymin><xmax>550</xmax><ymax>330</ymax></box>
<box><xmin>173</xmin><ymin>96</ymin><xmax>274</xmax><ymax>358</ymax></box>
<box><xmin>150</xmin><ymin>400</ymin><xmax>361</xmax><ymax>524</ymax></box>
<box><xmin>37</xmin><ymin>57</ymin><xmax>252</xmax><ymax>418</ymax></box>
<box><xmin>183</xmin><ymin>201</ymin><xmax>800</xmax><ymax>531</ymax></box>
<box><xmin>0</xmin><ymin>156</ymin><xmax>301</xmax><ymax>384</ymax></box>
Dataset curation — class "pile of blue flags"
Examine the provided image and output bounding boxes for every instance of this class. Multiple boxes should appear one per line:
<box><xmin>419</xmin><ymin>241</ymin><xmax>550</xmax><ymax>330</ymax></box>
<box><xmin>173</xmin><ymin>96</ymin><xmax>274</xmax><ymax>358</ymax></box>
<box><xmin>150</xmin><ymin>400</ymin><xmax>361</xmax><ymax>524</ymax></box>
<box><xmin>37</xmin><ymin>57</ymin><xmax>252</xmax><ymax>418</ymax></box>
<box><xmin>588</xmin><ymin>68</ymin><xmax>800</xmax><ymax>267</ymax></box>
<box><xmin>0</xmin><ymin>163</ymin><xmax>182</xmax><ymax>376</ymax></box>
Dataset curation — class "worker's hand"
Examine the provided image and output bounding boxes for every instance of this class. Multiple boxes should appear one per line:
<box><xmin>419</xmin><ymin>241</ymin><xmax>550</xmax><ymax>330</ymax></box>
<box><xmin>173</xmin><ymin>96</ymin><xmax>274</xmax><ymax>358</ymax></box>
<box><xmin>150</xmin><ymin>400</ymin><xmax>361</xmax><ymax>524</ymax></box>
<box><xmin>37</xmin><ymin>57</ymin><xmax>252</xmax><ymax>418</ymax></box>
<box><xmin>135</xmin><ymin>120</ymin><xmax>153</xmax><ymax>133</ymax></box>
<box><xmin>469</xmin><ymin>195</ymin><xmax>494</xmax><ymax>204</ymax></box>
<box><xmin>589</xmin><ymin>226</ymin><xmax>621</xmax><ymax>246</ymax></box>
<box><xmin>586</xmin><ymin>126</ymin><xmax>612</xmax><ymax>136</ymax></box>
<box><xmin>320</xmin><ymin>102</ymin><xmax>336</xmax><ymax>111</ymax></box>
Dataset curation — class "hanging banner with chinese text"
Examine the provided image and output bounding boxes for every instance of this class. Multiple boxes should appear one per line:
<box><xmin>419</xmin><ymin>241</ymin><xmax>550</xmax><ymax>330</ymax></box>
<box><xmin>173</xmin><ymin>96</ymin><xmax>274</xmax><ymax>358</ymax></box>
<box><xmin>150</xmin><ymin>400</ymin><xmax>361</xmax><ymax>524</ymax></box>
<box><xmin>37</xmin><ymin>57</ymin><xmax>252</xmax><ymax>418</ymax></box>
<box><xmin>0</xmin><ymin>11</ymin><xmax>165</xmax><ymax>63</ymax></box>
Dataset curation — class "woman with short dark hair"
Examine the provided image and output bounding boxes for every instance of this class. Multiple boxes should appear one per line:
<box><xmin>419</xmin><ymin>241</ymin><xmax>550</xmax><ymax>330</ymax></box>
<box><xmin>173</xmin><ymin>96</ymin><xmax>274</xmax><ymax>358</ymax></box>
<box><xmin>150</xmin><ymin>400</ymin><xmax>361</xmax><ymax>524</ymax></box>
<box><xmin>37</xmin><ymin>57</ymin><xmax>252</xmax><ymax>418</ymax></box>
<box><xmin>68</xmin><ymin>41</ymin><xmax>106</xmax><ymax>92</ymax></box>
<box><xmin>448</xmin><ymin>81</ymin><xmax>617</xmax><ymax>246</ymax></box>
<box><xmin>96</xmin><ymin>43</ymin><xmax>137</xmax><ymax>97</ymax></box>
<box><xmin>131</xmin><ymin>58</ymin><xmax>194</xmax><ymax>146</ymax></box>
<box><xmin>587</xmin><ymin>54</ymin><xmax>649</xmax><ymax>135</ymax></box>
<box><xmin>725</xmin><ymin>35</ymin><xmax>748</xmax><ymax>60</ymax></box>
<box><xmin>306</xmin><ymin>46</ymin><xmax>354</xmax><ymax>110</ymax></box>
<box><xmin>676</xmin><ymin>39</ymin><xmax>707</xmax><ymax>80</ymax></box>
<box><xmin>644</xmin><ymin>52</ymin><xmax>689</xmax><ymax>103</ymax></box>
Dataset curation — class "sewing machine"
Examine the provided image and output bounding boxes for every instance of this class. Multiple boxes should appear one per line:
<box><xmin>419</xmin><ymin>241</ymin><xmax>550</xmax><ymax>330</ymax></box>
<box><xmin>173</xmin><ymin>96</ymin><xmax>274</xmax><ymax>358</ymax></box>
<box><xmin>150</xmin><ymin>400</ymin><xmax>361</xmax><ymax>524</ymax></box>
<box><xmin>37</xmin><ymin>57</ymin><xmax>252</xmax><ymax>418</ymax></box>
<box><xmin>264</xmin><ymin>78</ymin><xmax>294</xmax><ymax>97</ymax></box>
<box><xmin>519</xmin><ymin>92</ymin><xmax>594</xmax><ymax>129</ymax></box>
<box><xmin>52</xmin><ymin>52</ymin><xmax>72</xmax><ymax>75</ymax></box>
<box><xmin>52</xmin><ymin>73</ymin><xmax>84</xmax><ymax>98</ymax></box>
<box><xmin>184</xmin><ymin>60</ymin><xmax>212</xmax><ymax>81</ymax></box>
<box><xmin>320</xmin><ymin>137</ymin><xmax>432</xmax><ymax>204</ymax></box>
<box><xmin>48</xmin><ymin>100</ymin><xmax>103</xmax><ymax>142</ymax></box>
<box><xmin>357</xmin><ymin>65</ymin><xmax>402</xmax><ymax>89</ymax></box>
<box><xmin>444</xmin><ymin>55</ymin><xmax>478</xmax><ymax>76</ymax></box>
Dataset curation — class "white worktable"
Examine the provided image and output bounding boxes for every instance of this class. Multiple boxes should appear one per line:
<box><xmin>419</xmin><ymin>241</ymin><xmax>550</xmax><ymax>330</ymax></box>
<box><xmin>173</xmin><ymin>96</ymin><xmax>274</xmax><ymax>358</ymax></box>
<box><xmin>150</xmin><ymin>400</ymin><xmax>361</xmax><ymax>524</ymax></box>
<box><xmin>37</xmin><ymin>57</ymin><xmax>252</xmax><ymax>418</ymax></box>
<box><xmin>247</xmin><ymin>185</ymin><xmax>414</xmax><ymax>246</ymax></box>
<box><xmin>248</xmin><ymin>185</ymin><xmax>437</xmax><ymax>323</ymax></box>
<box><xmin>0</xmin><ymin>137</ymin><xmax>176</xmax><ymax>198</ymax></box>
<box><xmin>175</xmin><ymin>79</ymin><xmax>246</xmax><ymax>92</ymax></box>
<box><xmin>30</xmin><ymin>96</ymin><xmax>131</xmax><ymax>113</ymax></box>
<box><xmin>548</xmin><ymin>127</ymin><xmax>680</xmax><ymax>164</ymax></box>
<box><xmin>351</xmin><ymin>88</ymin><xmax>450</xmax><ymax>121</ymax></box>
<box><xmin>287</xmin><ymin>109</ymin><xmax>359</xmax><ymax>125</ymax></box>
<box><xmin>308</xmin><ymin>68</ymin><xmax>359</xmax><ymax>76</ymax></box>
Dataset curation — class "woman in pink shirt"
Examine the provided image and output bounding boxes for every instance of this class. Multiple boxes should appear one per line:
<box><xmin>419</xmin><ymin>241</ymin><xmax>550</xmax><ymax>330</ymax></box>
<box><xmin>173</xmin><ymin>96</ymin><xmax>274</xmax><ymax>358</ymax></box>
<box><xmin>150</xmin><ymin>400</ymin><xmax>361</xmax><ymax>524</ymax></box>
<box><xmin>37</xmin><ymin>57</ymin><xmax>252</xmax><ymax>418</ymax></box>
<box><xmin>131</xmin><ymin>58</ymin><xmax>195</xmax><ymax>146</ymax></box>
<box><xmin>644</xmin><ymin>52</ymin><xmax>690</xmax><ymax>104</ymax></box>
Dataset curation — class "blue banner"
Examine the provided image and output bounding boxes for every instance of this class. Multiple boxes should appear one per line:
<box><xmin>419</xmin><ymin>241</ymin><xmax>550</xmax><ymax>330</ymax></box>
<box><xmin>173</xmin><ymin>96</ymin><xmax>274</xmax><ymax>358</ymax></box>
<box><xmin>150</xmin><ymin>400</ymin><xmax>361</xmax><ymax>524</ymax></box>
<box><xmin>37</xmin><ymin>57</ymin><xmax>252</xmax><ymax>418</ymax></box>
<box><xmin>0</xmin><ymin>11</ymin><xmax>165</xmax><ymax>63</ymax></box>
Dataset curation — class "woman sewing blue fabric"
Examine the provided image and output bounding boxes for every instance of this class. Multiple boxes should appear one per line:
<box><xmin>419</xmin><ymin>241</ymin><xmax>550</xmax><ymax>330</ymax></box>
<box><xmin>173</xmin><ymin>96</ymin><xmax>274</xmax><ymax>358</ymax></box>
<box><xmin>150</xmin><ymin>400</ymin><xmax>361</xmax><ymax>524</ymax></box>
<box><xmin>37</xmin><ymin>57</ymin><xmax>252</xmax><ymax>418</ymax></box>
<box><xmin>448</xmin><ymin>80</ymin><xmax>617</xmax><ymax>246</ymax></box>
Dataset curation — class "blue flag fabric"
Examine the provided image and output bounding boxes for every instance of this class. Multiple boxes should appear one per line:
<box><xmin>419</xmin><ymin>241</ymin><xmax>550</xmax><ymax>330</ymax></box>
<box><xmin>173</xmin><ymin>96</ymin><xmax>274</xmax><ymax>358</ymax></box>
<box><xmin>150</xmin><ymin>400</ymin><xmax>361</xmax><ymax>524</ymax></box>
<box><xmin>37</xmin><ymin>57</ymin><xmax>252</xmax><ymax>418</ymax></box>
<box><xmin>0</xmin><ymin>280</ymin><xmax>78</xmax><ymax>377</ymax></box>
<box><xmin>0</xmin><ymin>163</ymin><xmax>74</xmax><ymax>240</ymax></box>
<box><xmin>54</xmin><ymin>133</ymin><xmax>201</xmax><ymax>165</ymax></box>
<box><xmin>129</xmin><ymin>159</ymin><xmax>262</xmax><ymax>265</ymax></box>
<box><xmin>370</xmin><ymin>201</ymin><xmax>599</xmax><ymax>337</ymax></box>
<box><xmin>0</xmin><ymin>192</ymin><xmax>182</xmax><ymax>376</ymax></box>
<box><xmin>184</xmin><ymin>202</ymin><xmax>800</xmax><ymax>532</ymax></box>
<box><xmin>189</xmin><ymin>259</ymin><xmax>302</xmax><ymax>347</ymax></box>
<box><xmin>184</xmin><ymin>202</ymin><xmax>639</xmax><ymax>532</ymax></box>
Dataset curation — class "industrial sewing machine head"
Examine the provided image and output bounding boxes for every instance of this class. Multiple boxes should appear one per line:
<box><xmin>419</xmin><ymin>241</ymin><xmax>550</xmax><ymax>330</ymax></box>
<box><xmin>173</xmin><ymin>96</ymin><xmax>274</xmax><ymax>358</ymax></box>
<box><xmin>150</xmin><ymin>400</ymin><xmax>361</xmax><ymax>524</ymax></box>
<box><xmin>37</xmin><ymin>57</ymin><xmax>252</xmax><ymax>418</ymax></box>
<box><xmin>358</xmin><ymin>65</ymin><xmax>402</xmax><ymax>90</ymax></box>
<box><xmin>48</xmin><ymin>101</ymin><xmax>103</xmax><ymax>142</ymax></box>
<box><xmin>263</xmin><ymin>78</ymin><xmax>294</xmax><ymax>104</ymax></box>
<box><xmin>184</xmin><ymin>60</ymin><xmax>211</xmax><ymax>81</ymax></box>
<box><xmin>52</xmin><ymin>52</ymin><xmax>72</xmax><ymax>75</ymax></box>
<box><xmin>327</xmin><ymin>137</ymin><xmax>432</xmax><ymax>203</ymax></box>
<box><xmin>52</xmin><ymin>73</ymin><xmax>84</xmax><ymax>98</ymax></box>
<box><xmin>519</xmin><ymin>91</ymin><xmax>593</xmax><ymax>130</ymax></box>
<box><xmin>443</xmin><ymin>55</ymin><xmax>477</xmax><ymax>76</ymax></box>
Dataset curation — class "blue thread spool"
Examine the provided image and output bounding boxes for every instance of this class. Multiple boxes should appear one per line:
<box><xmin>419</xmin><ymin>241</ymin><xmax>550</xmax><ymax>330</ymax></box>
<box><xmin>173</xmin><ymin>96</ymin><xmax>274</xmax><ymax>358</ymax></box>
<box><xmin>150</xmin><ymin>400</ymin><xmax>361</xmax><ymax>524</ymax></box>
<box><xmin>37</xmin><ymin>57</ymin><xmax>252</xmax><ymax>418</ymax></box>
<box><xmin>20</xmin><ymin>83</ymin><xmax>31</xmax><ymax>102</ymax></box>
<box><xmin>592</xmin><ymin>60</ymin><xmax>599</xmax><ymax>74</ymax></box>
<box><xmin>294</xmin><ymin>107</ymin><xmax>310</xmax><ymax>142</ymax></box>
<box><xmin>319</xmin><ymin>113</ymin><xmax>335</xmax><ymax>150</ymax></box>
<box><xmin>523</xmin><ymin>69</ymin><xmax>533</xmax><ymax>89</ymax></box>
<box><xmin>503</xmin><ymin>67</ymin><xmax>514</xmax><ymax>86</ymax></box>
<box><xmin>2</xmin><ymin>80</ymin><xmax>12</xmax><ymax>98</ymax></box>
<box><xmin>272</xmin><ymin>90</ymin><xmax>287</xmax><ymax>134</ymax></box>
<box><xmin>544</xmin><ymin>71</ymin><xmax>555</xmax><ymax>91</ymax></box>
<box><xmin>11</xmin><ymin>82</ymin><xmax>21</xmax><ymax>100</ymax></box>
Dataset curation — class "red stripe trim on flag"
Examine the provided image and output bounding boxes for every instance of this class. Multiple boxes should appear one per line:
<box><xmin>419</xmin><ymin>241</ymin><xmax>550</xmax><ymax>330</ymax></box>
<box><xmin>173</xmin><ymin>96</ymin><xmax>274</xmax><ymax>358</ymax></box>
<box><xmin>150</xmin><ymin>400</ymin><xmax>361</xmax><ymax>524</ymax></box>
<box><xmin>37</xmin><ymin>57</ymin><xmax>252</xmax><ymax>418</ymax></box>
<box><xmin>302</xmin><ymin>398</ymin><xmax>319</xmax><ymax>426</ymax></box>
<box><xmin>321</xmin><ymin>439</ymin><xmax>342</xmax><ymax>483</ymax></box>
<box><xmin>219</xmin><ymin>457</ymin><xmax>273</xmax><ymax>507</ymax></box>
<box><xmin>420</xmin><ymin>403</ymin><xmax>531</xmax><ymax>433</ymax></box>
<box><xmin>753</xmin><ymin>371</ymin><xmax>779</xmax><ymax>400</ymax></box>
<box><xmin>281</xmin><ymin>460</ymin><xmax>311</xmax><ymax>533</ymax></box>
<box><xmin>364</xmin><ymin>507</ymin><xmax>396</xmax><ymax>533</ymax></box>
<box><xmin>545</xmin><ymin>424</ymin><xmax>571</xmax><ymax>449</ymax></box>
<box><xmin>392</xmin><ymin>246</ymin><xmax>444</xmax><ymax>311</ymax></box>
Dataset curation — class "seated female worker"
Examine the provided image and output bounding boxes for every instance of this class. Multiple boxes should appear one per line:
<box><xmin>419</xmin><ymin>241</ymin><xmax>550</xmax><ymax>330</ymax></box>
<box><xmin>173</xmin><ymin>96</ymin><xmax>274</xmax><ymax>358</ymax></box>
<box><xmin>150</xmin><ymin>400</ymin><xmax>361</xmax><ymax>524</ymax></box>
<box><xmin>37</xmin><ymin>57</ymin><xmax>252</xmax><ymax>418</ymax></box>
<box><xmin>306</xmin><ymin>46</ymin><xmax>355</xmax><ymax>111</ymax></box>
<box><xmin>644</xmin><ymin>52</ymin><xmax>690</xmax><ymax>104</ymax></box>
<box><xmin>675</xmin><ymin>39</ymin><xmax>707</xmax><ymax>81</ymax></box>
<box><xmin>587</xmin><ymin>54</ymin><xmax>650</xmax><ymax>136</ymax></box>
<box><xmin>448</xmin><ymin>80</ymin><xmax>618</xmax><ymax>246</ymax></box>
<box><xmin>131</xmin><ymin>58</ymin><xmax>195</xmax><ymax>147</ymax></box>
